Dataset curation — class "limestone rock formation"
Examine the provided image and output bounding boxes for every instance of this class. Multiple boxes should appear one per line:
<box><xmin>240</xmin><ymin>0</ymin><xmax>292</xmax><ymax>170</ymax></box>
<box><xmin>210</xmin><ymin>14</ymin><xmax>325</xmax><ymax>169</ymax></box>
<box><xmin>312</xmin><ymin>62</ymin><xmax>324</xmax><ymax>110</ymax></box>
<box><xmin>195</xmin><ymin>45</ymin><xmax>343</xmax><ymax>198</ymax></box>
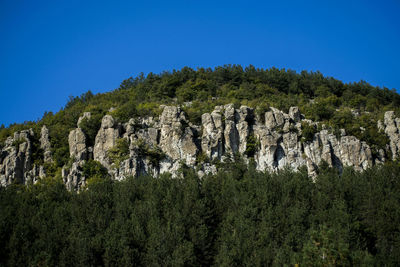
<box><xmin>224</xmin><ymin>104</ymin><xmax>240</xmax><ymax>154</ymax></box>
<box><xmin>201</xmin><ymin>107</ymin><xmax>224</xmax><ymax>160</ymax></box>
<box><xmin>68</xmin><ymin>128</ymin><xmax>87</xmax><ymax>161</ymax></box>
<box><xmin>0</xmin><ymin>129</ymin><xmax>43</xmax><ymax>186</ymax></box>
<box><xmin>253</xmin><ymin>125</ymin><xmax>281</xmax><ymax>170</ymax></box>
<box><xmin>159</xmin><ymin>106</ymin><xmax>198</xmax><ymax>167</ymax></box>
<box><xmin>77</xmin><ymin>112</ymin><xmax>91</xmax><ymax>127</ymax></box>
<box><xmin>93</xmin><ymin>115</ymin><xmax>120</xmax><ymax>168</ymax></box>
<box><xmin>2</xmin><ymin>104</ymin><xmax>398</xmax><ymax>190</ymax></box>
<box><xmin>60</xmin><ymin>105</ymin><xmax>396</xmax><ymax>189</ymax></box>
<box><xmin>40</xmin><ymin>125</ymin><xmax>52</xmax><ymax>162</ymax></box>
<box><xmin>303</xmin><ymin>130</ymin><xmax>373</xmax><ymax>175</ymax></box>
<box><xmin>62</xmin><ymin>162</ymin><xmax>85</xmax><ymax>191</ymax></box>
<box><xmin>382</xmin><ymin>111</ymin><xmax>400</xmax><ymax>159</ymax></box>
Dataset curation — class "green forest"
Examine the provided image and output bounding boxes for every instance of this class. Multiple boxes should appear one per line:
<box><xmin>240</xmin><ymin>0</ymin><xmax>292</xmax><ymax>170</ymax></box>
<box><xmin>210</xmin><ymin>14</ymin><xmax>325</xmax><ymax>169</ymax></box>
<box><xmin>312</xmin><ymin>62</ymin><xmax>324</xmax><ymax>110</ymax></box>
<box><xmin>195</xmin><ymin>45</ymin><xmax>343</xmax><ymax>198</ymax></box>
<box><xmin>1</xmin><ymin>65</ymin><xmax>400</xmax><ymax>266</ymax></box>
<box><xmin>1</xmin><ymin>161</ymin><xmax>400</xmax><ymax>266</ymax></box>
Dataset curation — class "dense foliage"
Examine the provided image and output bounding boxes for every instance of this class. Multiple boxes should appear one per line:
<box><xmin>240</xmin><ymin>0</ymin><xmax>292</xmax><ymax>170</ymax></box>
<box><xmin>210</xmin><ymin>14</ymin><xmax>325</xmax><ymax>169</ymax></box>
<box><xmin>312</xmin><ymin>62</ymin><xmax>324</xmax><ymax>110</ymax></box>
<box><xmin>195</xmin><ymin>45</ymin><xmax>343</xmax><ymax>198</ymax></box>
<box><xmin>1</xmin><ymin>161</ymin><xmax>400</xmax><ymax>266</ymax></box>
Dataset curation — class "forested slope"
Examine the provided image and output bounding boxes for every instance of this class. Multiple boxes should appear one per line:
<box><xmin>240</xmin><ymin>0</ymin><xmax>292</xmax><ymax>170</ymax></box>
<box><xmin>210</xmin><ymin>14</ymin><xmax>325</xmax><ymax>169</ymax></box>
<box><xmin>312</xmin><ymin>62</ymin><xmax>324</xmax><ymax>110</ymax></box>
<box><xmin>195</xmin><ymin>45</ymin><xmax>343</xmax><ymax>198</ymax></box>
<box><xmin>1</xmin><ymin>161</ymin><xmax>400</xmax><ymax>266</ymax></box>
<box><xmin>1</xmin><ymin>65</ymin><xmax>400</xmax><ymax>266</ymax></box>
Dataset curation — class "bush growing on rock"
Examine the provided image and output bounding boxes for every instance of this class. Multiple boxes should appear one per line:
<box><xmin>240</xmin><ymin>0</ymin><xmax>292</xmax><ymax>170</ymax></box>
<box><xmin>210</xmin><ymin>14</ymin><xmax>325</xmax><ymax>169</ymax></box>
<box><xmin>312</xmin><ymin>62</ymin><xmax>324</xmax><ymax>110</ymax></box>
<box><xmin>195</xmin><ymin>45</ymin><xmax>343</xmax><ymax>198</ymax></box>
<box><xmin>108</xmin><ymin>138</ymin><xmax>130</xmax><ymax>168</ymax></box>
<box><xmin>301</xmin><ymin>122</ymin><xmax>317</xmax><ymax>143</ymax></box>
<box><xmin>82</xmin><ymin>159</ymin><xmax>110</xmax><ymax>186</ymax></box>
<box><xmin>134</xmin><ymin>138</ymin><xmax>166</xmax><ymax>166</ymax></box>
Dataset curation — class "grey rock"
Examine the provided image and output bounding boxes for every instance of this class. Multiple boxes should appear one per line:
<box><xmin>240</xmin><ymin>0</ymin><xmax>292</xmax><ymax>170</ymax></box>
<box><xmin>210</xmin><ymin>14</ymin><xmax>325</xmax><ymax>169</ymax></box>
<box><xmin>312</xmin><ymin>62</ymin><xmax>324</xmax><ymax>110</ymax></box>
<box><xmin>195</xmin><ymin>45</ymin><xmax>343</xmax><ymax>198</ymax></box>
<box><xmin>289</xmin><ymin>106</ymin><xmax>301</xmax><ymax>122</ymax></box>
<box><xmin>68</xmin><ymin>128</ymin><xmax>87</xmax><ymax>161</ymax></box>
<box><xmin>270</xmin><ymin>107</ymin><xmax>285</xmax><ymax>127</ymax></box>
<box><xmin>223</xmin><ymin>105</ymin><xmax>240</xmax><ymax>154</ymax></box>
<box><xmin>197</xmin><ymin>163</ymin><xmax>217</xmax><ymax>178</ymax></box>
<box><xmin>101</xmin><ymin>115</ymin><xmax>116</xmax><ymax>129</ymax></box>
<box><xmin>94</xmin><ymin>115</ymin><xmax>120</xmax><ymax>168</ymax></box>
<box><xmin>382</xmin><ymin>111</ymin><xmax>400</xmax><ymax>159</ymax></box>
<box><xmin>40</xmin><ymin>125</ymin><xmax>52</xmax><ymax>162</ymax></box>
<box><xmin>254</xmin><ymin>125</ymin><xmax>280</xmax><ymax>171</ymax></box>
<box><xmin>237</xmin><ymin>121</ymin><xmax>249</xmax><ymax>154</ymax></box>
<box><xmin>124</xmin><ymin>118</ymin><xmax>136</xmax><ymax>137</ymax></box>
<box><xmin>3</xmin><ymin>104</ymin><xmax>397</xmax><ymax>190</ymax></box>
<box><xmin>77</xmin><ymin>112</ymin><xmax>91</xmax><ymax>128</ymax></box>
<box><xmin>201</xmin><ymin>109</ymin><xmax>224</xmax><ymax>160</ymax></box>
<box><xmin>265</xmin><ymin>111</ymin><xmax>277</xmax><ymax>129</ymax></box>
<box><xmin>159</xmin><ymin>106</ymin><xmax>198</xmax><ymax>167</ymax></box>
<box><xmin>0</xmin><ymin>129</ymin><xmax>34</xmax><ymax>186</ymax></box>
<box><xmin>338</xmin><ymin>136</ymin><xmax>372</xmax><ymax>171</ymax></box>
<box><xmin>377</xmin><ymin>120</ymin><xmax>384</xmax><ymax>131</ymax></box>
<box><xmin>63</xmin><ymin>161</ymin><xmax>86</xmax><ymax>191</ymax></box>
<box><xmin>224</xmin><ymin>103</ymin><xmax>236</xmax><ymax>121</ymax></box>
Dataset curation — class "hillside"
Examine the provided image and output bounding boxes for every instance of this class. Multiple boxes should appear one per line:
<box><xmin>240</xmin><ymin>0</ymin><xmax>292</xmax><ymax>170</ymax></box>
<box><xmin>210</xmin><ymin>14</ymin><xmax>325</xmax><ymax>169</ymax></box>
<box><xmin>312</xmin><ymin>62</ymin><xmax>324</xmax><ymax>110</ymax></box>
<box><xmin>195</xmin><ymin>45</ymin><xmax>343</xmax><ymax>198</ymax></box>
<box><xmin>1</xmin><ymin>65</ymin><xmax>400</xmax><ymax>265</ymax></box>
<box><xmin>1</xmin><ymin>65</ymin><xmax>400</xmax><ymax>188</ymax></box>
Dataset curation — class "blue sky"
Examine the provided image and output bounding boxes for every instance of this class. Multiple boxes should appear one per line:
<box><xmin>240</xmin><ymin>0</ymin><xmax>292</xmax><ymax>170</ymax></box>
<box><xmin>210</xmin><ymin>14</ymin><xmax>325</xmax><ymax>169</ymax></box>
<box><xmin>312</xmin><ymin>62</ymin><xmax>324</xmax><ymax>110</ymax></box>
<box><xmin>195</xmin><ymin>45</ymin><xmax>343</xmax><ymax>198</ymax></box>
<box><xmin>1</xmin><ymin>0</ymin><xmax>399</xmax><ymax>126</ymax></box>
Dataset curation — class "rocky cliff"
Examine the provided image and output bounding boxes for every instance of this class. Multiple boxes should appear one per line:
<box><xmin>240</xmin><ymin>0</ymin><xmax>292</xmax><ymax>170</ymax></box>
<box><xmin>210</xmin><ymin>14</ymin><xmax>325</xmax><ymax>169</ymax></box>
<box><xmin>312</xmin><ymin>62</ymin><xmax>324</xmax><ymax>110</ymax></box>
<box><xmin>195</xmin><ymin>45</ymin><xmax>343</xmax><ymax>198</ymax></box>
<box><xmin>2</xmin><ymin>104</ymin><xmax>400</xmax><ymax>190</ymax></box>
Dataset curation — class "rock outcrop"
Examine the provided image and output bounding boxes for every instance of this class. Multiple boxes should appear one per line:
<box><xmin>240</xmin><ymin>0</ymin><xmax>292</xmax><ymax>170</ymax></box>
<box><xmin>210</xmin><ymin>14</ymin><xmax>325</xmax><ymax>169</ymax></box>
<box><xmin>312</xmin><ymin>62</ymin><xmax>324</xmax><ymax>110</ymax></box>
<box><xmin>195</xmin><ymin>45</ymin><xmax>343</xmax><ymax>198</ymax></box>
<box><xmin>3</xmin><ymin>104</ymin><xmax>400</xmax><ymax>190</ymax></box>
<box><xmin>303</xmin><ymin>130</ymin><xmax>373</xmax><ymax>176</ymax></box>
<box><xmin>93</xmin><ymin>115</ymin><xmax>120</xmax><ymax>168</ymax></box>
<box><xmin>62</xmin><ymin>162</ymin><xmax>85</xmax><ymax>191</ymax></box>
<box><xmin>0</xmin><ymin>129</ymin><xmax>44</xmax><ymax>186</ymax></box>
<box><xmin>77</xmin><ymin>112</ymin><xmax>91</xmax><ymax>127</ymax></box>
<box><xmin>201</xmin><ymin>107</ymin><xmax>224</xmax><ymax>160</ymax></box>
<box><xmin>63</xmin><ymin>112</ymin><xmax>93</xmax><ymax>190</ymax></box>
<box><xmin>159</xmin><ymin>106</ymin><xmax>198</xmax><ymax>168</ymax></box>
<box><xmin>69</xmin><ymin>128</ymin><xmax>88</xmax><ymax>161</ymax></box>
<box><xmin>40</xmin><ymin>125</ymin><xmax>52</xmax><ymax>162</ymax></box>
<box><xmin>381</xmin><ymin>111</ymin><xmax>400</xmax><ymax>160</ymax></box>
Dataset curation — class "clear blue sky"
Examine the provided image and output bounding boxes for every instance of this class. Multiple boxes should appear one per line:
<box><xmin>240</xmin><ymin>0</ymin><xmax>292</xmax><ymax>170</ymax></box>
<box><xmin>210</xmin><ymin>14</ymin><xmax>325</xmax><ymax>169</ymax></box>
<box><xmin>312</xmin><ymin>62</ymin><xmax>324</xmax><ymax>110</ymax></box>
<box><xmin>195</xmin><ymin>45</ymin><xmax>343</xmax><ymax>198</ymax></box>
<box><xmin>1</xmin><ymin>0</ymin><xmax>399</xmax><ymax>126</ymax></box>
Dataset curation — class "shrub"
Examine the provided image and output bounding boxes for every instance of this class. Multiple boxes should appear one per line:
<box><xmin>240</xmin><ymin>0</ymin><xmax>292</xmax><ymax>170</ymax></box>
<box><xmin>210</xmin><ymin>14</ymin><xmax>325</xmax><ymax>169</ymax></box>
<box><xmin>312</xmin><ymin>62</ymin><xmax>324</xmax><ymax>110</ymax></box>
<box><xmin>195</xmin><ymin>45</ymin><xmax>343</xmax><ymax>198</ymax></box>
<box><xmin>301</xmin><ymin>122</ymin><xmax>317</xmax><ymax>143</ymax></box>
<box><xmin>310</xmin><ymin>101</ymin><xmax>334</xmax><ymax>121</ymax></box>
<box><xmin>245</xmin><ymin>134</ymin><xmax>259</xmax><ymax>157</ymax></box>
<box><xmin>108</xmin><ymin>138</ymin><xmax>130</xmax><ymax>168</ymax></box>
<box><xmin>134</xmin><ymin>138</ymin><xmax>166</xmax><ymax>166</ymax></box>
<box><xmin>136</xmin><ymin>102</ymin><xmax>162</xmax><ymax>117</ymax></box>
<box><xmin>82</xmin><ymin>159</ymin><xmax>109</xmax><ymax>180</ymax></box>
<box><xmin>111</xmin><ymin>100</ymin><xmax>138</xmax><ymax>122</ymax></box>
<box><xmin>11</xmin><ymin>138</ymin><xmax>26</xmax><ymax>153</ymax></box>
<box><xmin>78</xmin><ymin>113</ymin><xmax>103</xmax><ymax>147</ymax></box>
<box><xmin>196</xmin><ymin>152</ymin><xmax>210</xmax><ymax>164</ymax></box>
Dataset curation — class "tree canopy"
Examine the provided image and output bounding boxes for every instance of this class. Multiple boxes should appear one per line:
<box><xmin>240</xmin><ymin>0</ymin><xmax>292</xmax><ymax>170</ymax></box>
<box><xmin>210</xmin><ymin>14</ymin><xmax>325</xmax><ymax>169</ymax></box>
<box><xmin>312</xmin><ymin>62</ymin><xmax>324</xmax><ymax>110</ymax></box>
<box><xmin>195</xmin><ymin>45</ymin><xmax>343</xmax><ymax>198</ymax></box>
<box><xmin>1</xmin><ymin>162</ymin><xmax>400</xmax><ymax>266</ymax></box>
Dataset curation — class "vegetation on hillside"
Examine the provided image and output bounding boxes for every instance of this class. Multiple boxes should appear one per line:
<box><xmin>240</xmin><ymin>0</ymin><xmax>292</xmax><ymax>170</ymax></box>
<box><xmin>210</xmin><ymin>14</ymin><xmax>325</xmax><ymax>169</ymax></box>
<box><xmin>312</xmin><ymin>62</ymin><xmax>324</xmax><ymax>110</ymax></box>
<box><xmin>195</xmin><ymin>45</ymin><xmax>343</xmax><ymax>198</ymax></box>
<box><xmin>1</xmin><ymin>66</ymin><xmax>400</xmax><ymax>266</ymax></box>
<box><xmin>1</xmin><ymin>65</ymin><xmax>399</xmax><ymax>174</ymax></box>
<box><xmin>1</xmin><ymin>161</ymin><xmax>400</xmax><ymax>266</ymax></box>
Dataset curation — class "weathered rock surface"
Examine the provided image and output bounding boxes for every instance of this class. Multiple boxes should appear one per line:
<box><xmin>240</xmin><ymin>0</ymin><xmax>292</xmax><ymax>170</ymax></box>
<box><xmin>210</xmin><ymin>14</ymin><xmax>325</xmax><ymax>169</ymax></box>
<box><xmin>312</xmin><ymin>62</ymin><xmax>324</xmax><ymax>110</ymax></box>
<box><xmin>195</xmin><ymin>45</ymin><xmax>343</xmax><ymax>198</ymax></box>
<box><xmin>77</xmin><ymin>112</ymin><xmax>91</xmax><ymax>127</ymax></box>
<box><xmin>0</xmin><ymin>129</ymin><xmax>44</xmax><ymax>186</ymax></box>
<box><xmin>382</xmin><ymin>111</ymin><xmax>400</xmax><ymax>159</ymax></box>
<box><xmin>93</xmin><ymin>115</ymin><xmax>120</xmax><ymax>168</ymax></box>
<box><xmin>201</xmin><ymin>108</ymin><xmax>224</xmax><ymax>160</ymax></box>
<box><xmin>62</xmin><ymin>162</ymin><xmax>85</xmax><ymax>191</ymax></box>
<box><xmin>253</xmin><ymin>125</ymin><xmax>281</xmax><ymax>170</ymax></box>
<box><xmin>52</xmin><ymin>106</ymin><xmax>400</xmax><ymax>189</ymax></box>
<box><xmin>40</xmin><ymin>125</ymin><xmax>52</xmax><ymax>162</ymax></box>
<box><xmin>159</xmin><ymin>106</ymin><xmax>198</xmax><ymax>166</ymax></box>
<box><xmin>69</xmin><ymin>128</ymin><xmax>87</xmax><ymax>161</ymax></box>
<box><xmin>2</xmin><ymin>105</ymin><xmax>399</xmax><ymax>190</ymax></box>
